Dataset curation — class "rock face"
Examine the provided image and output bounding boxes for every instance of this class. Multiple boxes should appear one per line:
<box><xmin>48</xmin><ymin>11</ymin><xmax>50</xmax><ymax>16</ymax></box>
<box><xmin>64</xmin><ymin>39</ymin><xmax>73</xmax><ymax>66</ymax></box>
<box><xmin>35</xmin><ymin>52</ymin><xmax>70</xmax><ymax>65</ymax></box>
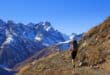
<box><xmin>77</xmin><ymin>17</ymin><xmax>110</xmax><ymax>66</ymax></box>
<box><xmin>0</xmin><ymin>20</ymin><xmax>67</xmax><ymax>68</ymax></box>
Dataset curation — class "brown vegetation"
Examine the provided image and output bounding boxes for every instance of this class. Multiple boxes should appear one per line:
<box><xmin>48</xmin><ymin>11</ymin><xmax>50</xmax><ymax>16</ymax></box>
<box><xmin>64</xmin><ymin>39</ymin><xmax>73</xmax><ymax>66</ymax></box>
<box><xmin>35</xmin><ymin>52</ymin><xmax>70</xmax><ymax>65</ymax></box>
<box><xmin>77</xmin><ymin>17</ymin><xmax>110</xmax><ymax>66</ymax></box>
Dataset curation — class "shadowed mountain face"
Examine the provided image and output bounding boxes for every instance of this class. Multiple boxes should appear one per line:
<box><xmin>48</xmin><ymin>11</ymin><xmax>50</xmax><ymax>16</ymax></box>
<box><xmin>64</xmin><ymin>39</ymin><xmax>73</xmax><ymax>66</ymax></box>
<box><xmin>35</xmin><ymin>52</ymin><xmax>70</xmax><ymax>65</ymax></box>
<box><xmin>0</xmin><ymin>20</ymin><xmax>68</xmax><ymax>68</ymax></box>
<box><xmin>0</xmin><ymin>67</ymin><xmax>15</xmax><ymax>75</ymax></box>
<box><xmin>18</xmin><ymin>17</ymin><xmax>110</xmax><ymax>75</ymax></box>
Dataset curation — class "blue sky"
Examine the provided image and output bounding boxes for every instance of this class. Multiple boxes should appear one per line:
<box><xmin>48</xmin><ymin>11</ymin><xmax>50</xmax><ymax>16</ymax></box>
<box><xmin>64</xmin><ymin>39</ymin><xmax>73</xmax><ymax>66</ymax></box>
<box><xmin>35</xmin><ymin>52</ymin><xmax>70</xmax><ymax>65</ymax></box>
<box><xmin>0</xmin><ymin>0</ymin><xmax>110</xmax><ymax>35</ymax></box>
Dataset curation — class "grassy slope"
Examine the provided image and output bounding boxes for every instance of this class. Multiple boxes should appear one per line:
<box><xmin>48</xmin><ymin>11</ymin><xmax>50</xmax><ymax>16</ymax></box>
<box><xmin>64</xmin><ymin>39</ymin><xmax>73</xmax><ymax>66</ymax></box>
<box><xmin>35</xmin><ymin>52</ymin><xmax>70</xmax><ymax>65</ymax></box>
<box><xmin>17</xmin><ymin>51</ymin><xmax>110</xmax><ymax>75</ymax></box>
<box><xmin>77</xmin><ymin>17</ymin><xmax>110</xmax><ymax>66</ymax></box>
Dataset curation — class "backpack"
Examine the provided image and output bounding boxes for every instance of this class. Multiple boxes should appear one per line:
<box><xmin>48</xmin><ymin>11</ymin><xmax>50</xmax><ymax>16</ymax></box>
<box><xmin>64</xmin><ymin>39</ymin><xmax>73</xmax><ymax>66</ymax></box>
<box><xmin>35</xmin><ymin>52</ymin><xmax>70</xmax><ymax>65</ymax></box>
<box><xmin>73</xmin><ymin>40</ymin><xmax>78</xmax><ymax>51</ymax></box>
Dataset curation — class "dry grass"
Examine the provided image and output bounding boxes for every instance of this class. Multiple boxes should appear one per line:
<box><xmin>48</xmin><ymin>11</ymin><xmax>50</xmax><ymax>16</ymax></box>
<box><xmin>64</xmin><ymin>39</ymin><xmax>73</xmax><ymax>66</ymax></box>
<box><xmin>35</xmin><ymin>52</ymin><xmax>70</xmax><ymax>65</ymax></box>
<box><xmin>77</xmin><ymin>46</ymin><xmax>104</xmax><ymax>66</ymax></box>
<box><xmin>85</xmin><ymin>26</ymin><xmax>98</xmax><ymax>37</ymax></box>
<box><xmin>16</xmin><ymin>51</ymin><xmax>110</xmax><ymax>75</ymax></box>
<box><xmin>16</xmin><ymin>64</ymin><xmax>30</xmax><ymax>75</ymax></box>
<box><xmin>85</xmin><ymin>17</ymin><xmax>110</xmax><ymax>38</ymax></box>
<box><xmin>102</xmin><ymin>63</ymin><xmax>110</xmax><ymax>73</ymax></box>
<box><xmin>86</xmin><ymin>47</ymin><xmax>102</xmax><ymax>65</ymax></box>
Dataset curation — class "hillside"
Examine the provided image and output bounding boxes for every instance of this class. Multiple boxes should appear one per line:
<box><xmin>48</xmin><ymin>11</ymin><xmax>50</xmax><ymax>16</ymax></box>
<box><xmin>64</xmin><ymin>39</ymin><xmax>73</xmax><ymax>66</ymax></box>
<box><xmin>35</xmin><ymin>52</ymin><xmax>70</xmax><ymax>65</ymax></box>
<box><xmin>17</xmin><ymin>17</ymin><xmax>110</xmax><ymax>75</ymax></box>
<box><xmin>77</xmin><ymin>17</ymin><xmax>110</xmax><ymax>66</ymax></box>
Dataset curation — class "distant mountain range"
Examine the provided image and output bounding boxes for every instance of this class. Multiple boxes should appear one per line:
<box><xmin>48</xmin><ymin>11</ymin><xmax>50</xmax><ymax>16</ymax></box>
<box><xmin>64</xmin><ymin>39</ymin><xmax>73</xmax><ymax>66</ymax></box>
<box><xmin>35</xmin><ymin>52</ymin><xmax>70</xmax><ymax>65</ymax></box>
<box><xmin>0</xmin><ymin>20</ymin><xmax>83</xmax><ymax>68</ymax></box>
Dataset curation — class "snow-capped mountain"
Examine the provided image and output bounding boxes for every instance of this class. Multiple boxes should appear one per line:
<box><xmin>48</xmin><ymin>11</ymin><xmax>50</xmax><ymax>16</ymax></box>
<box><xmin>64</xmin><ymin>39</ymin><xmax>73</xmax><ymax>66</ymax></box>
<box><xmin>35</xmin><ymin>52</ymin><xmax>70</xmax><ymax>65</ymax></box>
<box><xmin>0</xmin><ymin>19</ymin><xmax>83</xmax><ymax>68</ymax></box>
<box><xmin>69</xmin><ymin>33</ymin><xmax>84</xmax><ymax>41</ymax></box>
<box><xmin>0</xmin><ymin>20</ymin><xmax>67</xmax><ymax>68</ymax></box>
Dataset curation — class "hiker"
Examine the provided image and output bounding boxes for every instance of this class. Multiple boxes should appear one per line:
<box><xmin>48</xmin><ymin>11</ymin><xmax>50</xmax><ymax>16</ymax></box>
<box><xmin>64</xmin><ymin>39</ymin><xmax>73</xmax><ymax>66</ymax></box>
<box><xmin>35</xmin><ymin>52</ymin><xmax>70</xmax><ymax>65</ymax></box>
<box><xmin>69</xmin><ymin>39</ymin><xmax>78</xmax><ymax>67</ymax></box>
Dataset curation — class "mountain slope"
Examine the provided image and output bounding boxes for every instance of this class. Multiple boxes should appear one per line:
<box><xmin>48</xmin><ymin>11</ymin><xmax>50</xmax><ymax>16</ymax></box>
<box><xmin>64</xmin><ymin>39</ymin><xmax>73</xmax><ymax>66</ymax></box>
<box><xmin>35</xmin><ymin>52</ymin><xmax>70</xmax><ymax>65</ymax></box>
<box><xmin>77</xmin><ymin>17</ymin><xmax>110</xmax><ymax>66</ymax></box>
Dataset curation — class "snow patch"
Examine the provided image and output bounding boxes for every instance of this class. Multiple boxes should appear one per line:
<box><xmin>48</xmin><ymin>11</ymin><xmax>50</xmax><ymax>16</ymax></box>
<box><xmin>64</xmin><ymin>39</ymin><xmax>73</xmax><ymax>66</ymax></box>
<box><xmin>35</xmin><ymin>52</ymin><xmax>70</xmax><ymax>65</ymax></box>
<box><xmin>5</xmin><ymin>30</ymin><xmax>13</xmax><ymax>44</ymax></box>
<box><xmin>35</xmin><ymin>36</ymin><xmax>42</xmax><ymax>41</ymax></box>
<box><xmin>1</xmin><ymin>30</ymin><xmax>13</xmax><ymax>48</ymax></box>
<box><xmin>35</xmin><ymin>34</ymin><xmax>42</xmax><ymax>41</ymax></box>
<box><xmin>56</xmin><ymin>40</ymin><xmax>71</xmax><ymax>45</ymax></box>
<box><xmin>70</xmin><ymin>33</ymin><xmax>76</xmax><ymax>40</ymax></box>
<box><xmin>45</xmin><ymin>26</ymin><xmax>51</xmax><ymax>31</ymax></box>
<box><xmin>42</xmin><ymin>22</ymin><xmax>45</xmax><ymax>26</ymax></box>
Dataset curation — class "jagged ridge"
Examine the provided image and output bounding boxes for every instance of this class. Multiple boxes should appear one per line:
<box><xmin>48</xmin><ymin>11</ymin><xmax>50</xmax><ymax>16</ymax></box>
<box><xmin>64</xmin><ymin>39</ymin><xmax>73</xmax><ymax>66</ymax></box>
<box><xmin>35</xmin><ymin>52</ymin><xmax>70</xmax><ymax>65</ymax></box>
<box><xmin>0</xmin><ymin>20</ymin><xmax>67</xmax><ymax>68</ymax></box>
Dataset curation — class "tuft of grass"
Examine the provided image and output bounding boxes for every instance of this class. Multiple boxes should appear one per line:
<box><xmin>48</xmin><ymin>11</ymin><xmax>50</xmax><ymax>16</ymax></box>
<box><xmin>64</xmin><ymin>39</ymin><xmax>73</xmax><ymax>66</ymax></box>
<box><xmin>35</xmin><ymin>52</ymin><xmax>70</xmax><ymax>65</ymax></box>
<box><xmin>86</xmin><ymin>47</ymin><xmax>102</xmax><ymax>65</ymax></box>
